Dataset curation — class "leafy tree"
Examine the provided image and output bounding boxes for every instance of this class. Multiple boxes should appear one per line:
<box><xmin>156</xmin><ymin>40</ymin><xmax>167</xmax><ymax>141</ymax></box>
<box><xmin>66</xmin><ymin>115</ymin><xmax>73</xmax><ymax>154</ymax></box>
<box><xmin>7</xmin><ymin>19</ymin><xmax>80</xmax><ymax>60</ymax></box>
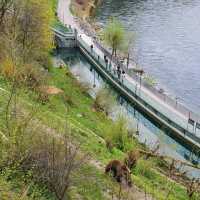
<box><xmin>103</xmin><ymin>18</ymin><xmax>125</xmax><ymax>59</ymax></box>
<box><xmin>0</xmin><ymin>0</ymin><xmax>54</xmax><ymax>135</ymax></box>
<box><xmin>0</xmin><ymin>0</ymin><xmax>13</xmax><ymax>26</ymax></box>
<box><xmin>0</xmin><ymin>0</ymin><xmax>54</xmax><ymax>79</ymax></box>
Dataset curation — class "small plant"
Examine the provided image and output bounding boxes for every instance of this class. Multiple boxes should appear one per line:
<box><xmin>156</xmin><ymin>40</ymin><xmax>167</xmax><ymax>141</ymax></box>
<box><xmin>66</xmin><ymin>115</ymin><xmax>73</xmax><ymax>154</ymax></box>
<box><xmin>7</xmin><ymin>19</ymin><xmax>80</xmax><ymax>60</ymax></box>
<box><xmin>186</xmin><ymin>178</ymin><xmax>200</xmax><ymax>199</ymax></box>
<box><xmin>18</xmin><ymin>64</ymin><xmax>49</xmax><ymax>90</ymax></box>
<box><xmin>105</xmin><ymin>115</ymin><xmax>130</xmax><ymax>152</ymax></box>
<box><xmin>62</xmin><ymin>94</ymin><xmax>75</xmax><ymax>106</ymax></box>
<box><xmin>73</xmin><ymin>79</ymin><xmax>91</xmax><ymax>96</ymax></box>
<box><xmin>93</xmin><ymin>87</ymin><xmax>115</xmax><ymax>115</ymax></box>
<box><xmin>0</xmin><ymin>58</ymin><xmax>15</xmax><ymax>78</ymax></box>
<box><xmin>37</xmin><ymin>92</ymin><xmax>49</xmax><ymax>104</ymax></box>
<box><xmin>124</xmin><ymin>149</ymin><xmax>140</xmax><ymax>170</ymax></box>
<box><xmin>133</xmin><ymin>159</ymin><xmax>155</xmax><ymax>180</ymax></box>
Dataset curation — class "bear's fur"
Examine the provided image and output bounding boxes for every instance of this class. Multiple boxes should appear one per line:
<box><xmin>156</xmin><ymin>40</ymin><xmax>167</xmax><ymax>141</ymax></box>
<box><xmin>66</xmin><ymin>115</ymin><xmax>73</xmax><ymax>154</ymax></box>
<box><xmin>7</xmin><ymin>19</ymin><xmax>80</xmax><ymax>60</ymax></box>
<box><xmin>105</xmin><ymin>160</ymin><xmax>132</xmax><ymax>187</ymax></box>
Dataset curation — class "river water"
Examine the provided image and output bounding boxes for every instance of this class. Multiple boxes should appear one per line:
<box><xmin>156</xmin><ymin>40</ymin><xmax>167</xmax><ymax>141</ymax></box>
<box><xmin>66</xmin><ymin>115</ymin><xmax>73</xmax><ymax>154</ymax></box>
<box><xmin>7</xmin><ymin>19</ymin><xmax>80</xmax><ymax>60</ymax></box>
<box><xmin>95</xmin><ymin>0</ymin><xmax>200</xmax><ymax>114</ymax></box>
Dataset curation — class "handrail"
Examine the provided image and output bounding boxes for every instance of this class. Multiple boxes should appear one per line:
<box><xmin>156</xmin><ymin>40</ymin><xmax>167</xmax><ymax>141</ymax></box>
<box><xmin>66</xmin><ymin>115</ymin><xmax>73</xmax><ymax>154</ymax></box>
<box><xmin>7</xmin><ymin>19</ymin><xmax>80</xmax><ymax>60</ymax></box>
<box><xmin>52</xmin><ymin>27</ymin><xmax>200</xmax><ymax>149</ymax></box>
<box><xmin>77</xmin><ymin>36</ymin><xmax>200</xmax><ymax>149</ymax></box>
<box><xmin>51</xmin><ymin>27</ymin><xmax>74</xmax><ymax>38</ymax></box>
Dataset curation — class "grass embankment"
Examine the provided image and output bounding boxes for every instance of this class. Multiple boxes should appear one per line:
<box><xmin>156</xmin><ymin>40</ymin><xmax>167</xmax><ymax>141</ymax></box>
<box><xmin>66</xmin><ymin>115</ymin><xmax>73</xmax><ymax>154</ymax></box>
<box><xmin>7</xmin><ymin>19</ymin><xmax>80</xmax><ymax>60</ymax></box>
<box><xmin>0</xmin><ymin>65</ymin><xmax>199</xmax><ymax>200</ymax></box>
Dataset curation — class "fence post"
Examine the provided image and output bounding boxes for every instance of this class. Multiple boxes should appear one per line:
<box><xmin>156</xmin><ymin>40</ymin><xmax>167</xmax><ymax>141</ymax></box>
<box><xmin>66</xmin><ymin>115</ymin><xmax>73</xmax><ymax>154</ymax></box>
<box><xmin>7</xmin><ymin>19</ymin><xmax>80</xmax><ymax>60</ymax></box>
<box><xmin>74</xmin><ymin>28</ymin><xmax>78</xmax><ymax>47</ymax></box>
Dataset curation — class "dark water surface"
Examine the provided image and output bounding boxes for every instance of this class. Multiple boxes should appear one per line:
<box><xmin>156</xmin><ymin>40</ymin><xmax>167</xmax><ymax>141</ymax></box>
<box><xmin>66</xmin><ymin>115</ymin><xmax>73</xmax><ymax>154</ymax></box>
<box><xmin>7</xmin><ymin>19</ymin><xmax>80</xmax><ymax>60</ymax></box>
<box><xmin>95</xmin><ymin>0</ymin><xmax>200</xmax><ymax>113</ymax></box>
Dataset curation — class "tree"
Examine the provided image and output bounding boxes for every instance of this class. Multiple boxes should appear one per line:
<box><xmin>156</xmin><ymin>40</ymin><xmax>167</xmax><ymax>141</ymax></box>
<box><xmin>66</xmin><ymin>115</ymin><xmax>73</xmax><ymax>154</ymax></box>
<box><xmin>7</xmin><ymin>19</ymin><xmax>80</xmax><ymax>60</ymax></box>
<box><xmin>0</xmin><ymin>0</ymin><xmax>13</xmax><ymax>26</ymax></box>
<box><xmin>103</xmin><ymin>18</ymin><xmax>125</xmax><ymax>60</ymax></box>
<box><xmin>0</xmin><ymin>0</ymin><xmax>54</xmax><ymax>76</ymax></box>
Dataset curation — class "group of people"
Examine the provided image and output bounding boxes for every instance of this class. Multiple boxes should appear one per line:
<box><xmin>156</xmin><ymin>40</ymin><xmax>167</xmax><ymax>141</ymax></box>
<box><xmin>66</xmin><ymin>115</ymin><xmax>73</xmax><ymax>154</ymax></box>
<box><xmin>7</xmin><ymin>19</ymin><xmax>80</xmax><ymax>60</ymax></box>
<box><xmin>89</xmin><ymin>41</ymin><xmax>126</xmax><ymax>83</ymax></box>
<box><xmin>104</xmin><ymin>53</ymin><xmax>126</xmax><ymax>82</ymax></box>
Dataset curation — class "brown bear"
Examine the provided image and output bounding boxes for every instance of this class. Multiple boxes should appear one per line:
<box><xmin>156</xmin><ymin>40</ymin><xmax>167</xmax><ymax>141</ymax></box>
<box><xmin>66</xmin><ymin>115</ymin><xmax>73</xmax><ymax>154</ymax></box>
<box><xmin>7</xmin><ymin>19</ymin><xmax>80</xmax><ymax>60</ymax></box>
<box><xmin>105</xmin><ymin>160</ymin><xmax>132</xmax><ymax>187</ymax></box>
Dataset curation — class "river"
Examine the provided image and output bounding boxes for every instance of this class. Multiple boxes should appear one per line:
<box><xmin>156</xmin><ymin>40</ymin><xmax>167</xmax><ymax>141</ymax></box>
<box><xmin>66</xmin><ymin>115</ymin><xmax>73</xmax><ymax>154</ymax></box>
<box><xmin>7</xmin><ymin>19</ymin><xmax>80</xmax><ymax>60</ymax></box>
<box><xmin>95</xmin><ymin>0</ymin><xmax>200</xmax><ymax>114</ymax></box>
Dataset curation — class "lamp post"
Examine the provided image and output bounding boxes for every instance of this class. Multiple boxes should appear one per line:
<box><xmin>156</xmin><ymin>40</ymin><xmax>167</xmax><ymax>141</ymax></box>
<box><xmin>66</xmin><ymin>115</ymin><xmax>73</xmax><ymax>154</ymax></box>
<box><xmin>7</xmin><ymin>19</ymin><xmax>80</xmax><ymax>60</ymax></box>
<box><xmin>132</xmin><ymin>68</ymin><xmax>144</xmax><ymax>96</ymax></box>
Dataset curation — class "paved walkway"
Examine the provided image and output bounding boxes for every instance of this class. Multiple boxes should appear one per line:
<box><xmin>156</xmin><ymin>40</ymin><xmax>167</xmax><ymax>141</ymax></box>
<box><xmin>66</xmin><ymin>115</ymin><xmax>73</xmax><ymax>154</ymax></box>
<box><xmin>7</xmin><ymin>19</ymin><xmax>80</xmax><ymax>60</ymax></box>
<box><xmin>57</xmin><ymin>0</ymin><xmax>200</xmax><ymax>138</ymax></box>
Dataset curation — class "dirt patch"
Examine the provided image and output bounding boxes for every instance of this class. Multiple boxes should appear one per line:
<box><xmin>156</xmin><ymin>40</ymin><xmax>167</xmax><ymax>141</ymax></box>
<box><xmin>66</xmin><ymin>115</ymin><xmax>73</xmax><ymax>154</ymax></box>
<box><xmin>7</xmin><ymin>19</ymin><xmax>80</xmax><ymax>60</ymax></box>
<box><xmin>39</xmin><ymin>86</ymin><xmax>64</xmax><ymax>95</ymax></box>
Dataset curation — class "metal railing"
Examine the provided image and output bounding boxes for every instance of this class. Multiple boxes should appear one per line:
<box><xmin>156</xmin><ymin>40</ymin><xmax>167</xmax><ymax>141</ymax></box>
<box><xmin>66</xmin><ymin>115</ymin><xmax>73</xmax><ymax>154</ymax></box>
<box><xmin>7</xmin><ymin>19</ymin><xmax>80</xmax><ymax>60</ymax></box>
<box><xmin>53</xmin><ymin>25</ymin><xmax>200</xmax><ymax>143</ymax></box>
<box><xmin>53</xmin><ymin>21</ymin><xmax>200</xmax><ymax>128</ymax></box>
<box><xmin>92</xmin><ymin>37</ymin><xmax>200</xmax><ymax>126</ymax></box>
<box><xmin>77</xmin><ymin>35</ymin><xmax>200</xmax><ymax>146</ymax></box>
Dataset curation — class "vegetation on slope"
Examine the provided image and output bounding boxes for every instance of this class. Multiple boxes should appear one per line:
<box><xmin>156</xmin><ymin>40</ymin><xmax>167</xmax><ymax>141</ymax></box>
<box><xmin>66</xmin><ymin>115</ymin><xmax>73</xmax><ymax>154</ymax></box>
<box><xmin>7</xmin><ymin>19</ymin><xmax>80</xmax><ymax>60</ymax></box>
<box><xmin>0</xmin><ymin>64</ymin><xmax>199</xmax><ymax>199</ymax></box>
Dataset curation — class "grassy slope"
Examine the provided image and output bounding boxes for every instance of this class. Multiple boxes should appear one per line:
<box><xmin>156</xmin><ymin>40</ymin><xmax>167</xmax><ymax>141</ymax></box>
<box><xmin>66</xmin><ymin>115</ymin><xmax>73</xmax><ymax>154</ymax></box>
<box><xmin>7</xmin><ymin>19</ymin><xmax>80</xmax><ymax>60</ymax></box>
<box><xmin>0</xmin><ymin>65</ymin><xmax>199</xmax><ymax>200</ymax></box>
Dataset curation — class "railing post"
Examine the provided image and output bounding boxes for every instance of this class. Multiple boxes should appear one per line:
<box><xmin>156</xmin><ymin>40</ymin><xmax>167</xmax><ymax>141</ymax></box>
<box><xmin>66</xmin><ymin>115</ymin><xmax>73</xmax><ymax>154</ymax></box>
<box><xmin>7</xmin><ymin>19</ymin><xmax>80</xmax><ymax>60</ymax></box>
<box><xmin>74</xmin><ymin>28</ymin><xmax>78</xmax><ymax>47</ymax></box>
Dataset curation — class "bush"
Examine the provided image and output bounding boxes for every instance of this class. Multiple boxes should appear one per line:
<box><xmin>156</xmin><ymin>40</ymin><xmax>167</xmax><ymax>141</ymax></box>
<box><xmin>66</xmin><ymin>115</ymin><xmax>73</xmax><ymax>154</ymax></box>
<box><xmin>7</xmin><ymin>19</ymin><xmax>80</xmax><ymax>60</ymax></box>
<box><xmin>105</xmin><ymin>115</ymin><xmax>130</xmax><ymax>152</ymax></box>
<box><xmin>124</xmin><ymin>149</ymin><xmax>140</xmax><ymax>170</ymax></box>
<box><xmin>133</xmin><ymin>159</ymin><xmax>156</xmax><ymax>180</ymax></box>
<box><xmin>18</xmin><ymin>64</ymin><xmax>49</xmax><ymax>90</ymax></box>
<box><xmin>93</xmin><ymin>87</ymin><xmax>115</xmax><ymax>115</ymax></box>
<box><xmin>0</xmin><ymin>110</ymin><xmax>88</xmax><ymax>200</ymax></box>
<box><xmin>37</xmin><ymin>53</ymin><xmax>53</xmax><ymax>72</ymax></box>
<box><xmin>0</xmin><ymin>58</ymin><xmax>15</xmax><ymax>78</ymax></box>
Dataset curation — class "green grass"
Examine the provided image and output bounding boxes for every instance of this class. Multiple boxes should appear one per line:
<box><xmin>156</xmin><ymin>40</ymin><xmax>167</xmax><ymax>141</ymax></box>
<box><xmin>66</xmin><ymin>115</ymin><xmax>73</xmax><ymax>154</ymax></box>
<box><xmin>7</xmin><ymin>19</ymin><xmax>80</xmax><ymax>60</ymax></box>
<box><xmin>0</xmin><ymin>170</ymin><xmax>55</xmax><ymax>200</ymax></box>
<box><xmin>0</xmin><ymin>66</ymin><xmax>199</xmax><ymax>200</ymax></box>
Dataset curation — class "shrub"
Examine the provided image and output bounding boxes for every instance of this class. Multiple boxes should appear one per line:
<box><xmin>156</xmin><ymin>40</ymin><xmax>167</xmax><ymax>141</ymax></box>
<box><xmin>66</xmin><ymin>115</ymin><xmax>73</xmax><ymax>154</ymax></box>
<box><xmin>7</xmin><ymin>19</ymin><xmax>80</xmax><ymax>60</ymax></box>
<box><xmin>105</xmin><ymin>115</ymin><xmax>130</xmax><ymax>152</ymax></box>
<box><xmin>0</xmin><ymin>110</ymin><xmax>88</xmax><ymax>200</ymax></box>
<box><xmin>124</xmin><ymin>149</ymin><xmax>140</xmax><ymax>170</ymax></box>
<box><xmin>0</xmin><ymin>58</ymin><xmax>15</xmax><ymax>78</ymax></box>
<box><xmin>37</xmin><ymin>92</ymin><xmax>50</xmax><ymax>104</ymax></box>
<box><xmin>18</xmin><ymin>64</ymin><xmax>49</xmax><ymax>90</ymax></box>
<box><xmin>133</xmin><ymin>159</ymin><xmax>156</xmax><ymax>180</ymax></box>
<box><xmin>93</xmin><ymin>87</ymin><xmax>115</xmax><ymax>115</ymax></box>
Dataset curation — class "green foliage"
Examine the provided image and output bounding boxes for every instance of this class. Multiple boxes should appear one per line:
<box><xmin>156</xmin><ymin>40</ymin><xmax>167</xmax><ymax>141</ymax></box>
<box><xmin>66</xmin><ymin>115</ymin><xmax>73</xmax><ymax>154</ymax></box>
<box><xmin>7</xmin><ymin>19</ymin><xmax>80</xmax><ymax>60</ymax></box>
<box><xmin>104</xmin><ymin>115</ymin><xmax>131</xmax><ymax>152</ymax></box>
<box><xmin>93</xmin><ymin>87</ymin><xmax>116</xmax><ymax>115</ymax></box>
<box><xmin>133</xmin><ymin>159</ymin><xmax>156</xmax><ymax>179</ymax></box>
<box><xmin>0</xmin><ymin>0</ymin><xmax>54</xmax><ymax>82</ymax></box>
<box><xmin>0</xmin><ymin>65</ymin><xmax>198</xmax><ymax>200</ymax></box>
<box><xmin>103</xmin><ymin>18</ymin><xmax>125</xmax><ymax>55</ymax></box>
<box><xmin>143</xmin><ymin>74</ymin><xmax>157</xmax><ymax>87</ymax></box>
<box><xmin>49</xmin><ymin>0</ymin><xmax>58</xmax><ymax>13</ymax></box>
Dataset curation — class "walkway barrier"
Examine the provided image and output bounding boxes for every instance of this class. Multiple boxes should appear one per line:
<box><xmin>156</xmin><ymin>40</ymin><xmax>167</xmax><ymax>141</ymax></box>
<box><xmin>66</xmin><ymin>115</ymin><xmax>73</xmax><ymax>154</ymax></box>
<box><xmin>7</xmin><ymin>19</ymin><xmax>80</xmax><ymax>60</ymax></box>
<box><xmin>93</xmin><ymin>37</ymin><xmax>200</xmax><ymax>132</ymax></box>
<box><xmin>77</xmin><ymin>36</ymin><xmax>200</xmax><ymax>149</ymax></box>
<box><xmin>51</xmin><ymin>23</ymin><xmax>200</xmax><ymax>134</ymax></box>
<box><xmin>52</xmin><ymin>26</ymin><xmax>200</xmax><ymax>149</ymax></box>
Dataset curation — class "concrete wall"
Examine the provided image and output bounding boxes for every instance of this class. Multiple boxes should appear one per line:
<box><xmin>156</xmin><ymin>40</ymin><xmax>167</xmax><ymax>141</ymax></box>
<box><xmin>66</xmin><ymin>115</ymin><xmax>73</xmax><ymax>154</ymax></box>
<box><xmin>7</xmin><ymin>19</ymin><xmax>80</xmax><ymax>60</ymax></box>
<box><xmin>54</xmin><ymin>35</ymin><xmax>76</xmax><ymax>48</ymax></box>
